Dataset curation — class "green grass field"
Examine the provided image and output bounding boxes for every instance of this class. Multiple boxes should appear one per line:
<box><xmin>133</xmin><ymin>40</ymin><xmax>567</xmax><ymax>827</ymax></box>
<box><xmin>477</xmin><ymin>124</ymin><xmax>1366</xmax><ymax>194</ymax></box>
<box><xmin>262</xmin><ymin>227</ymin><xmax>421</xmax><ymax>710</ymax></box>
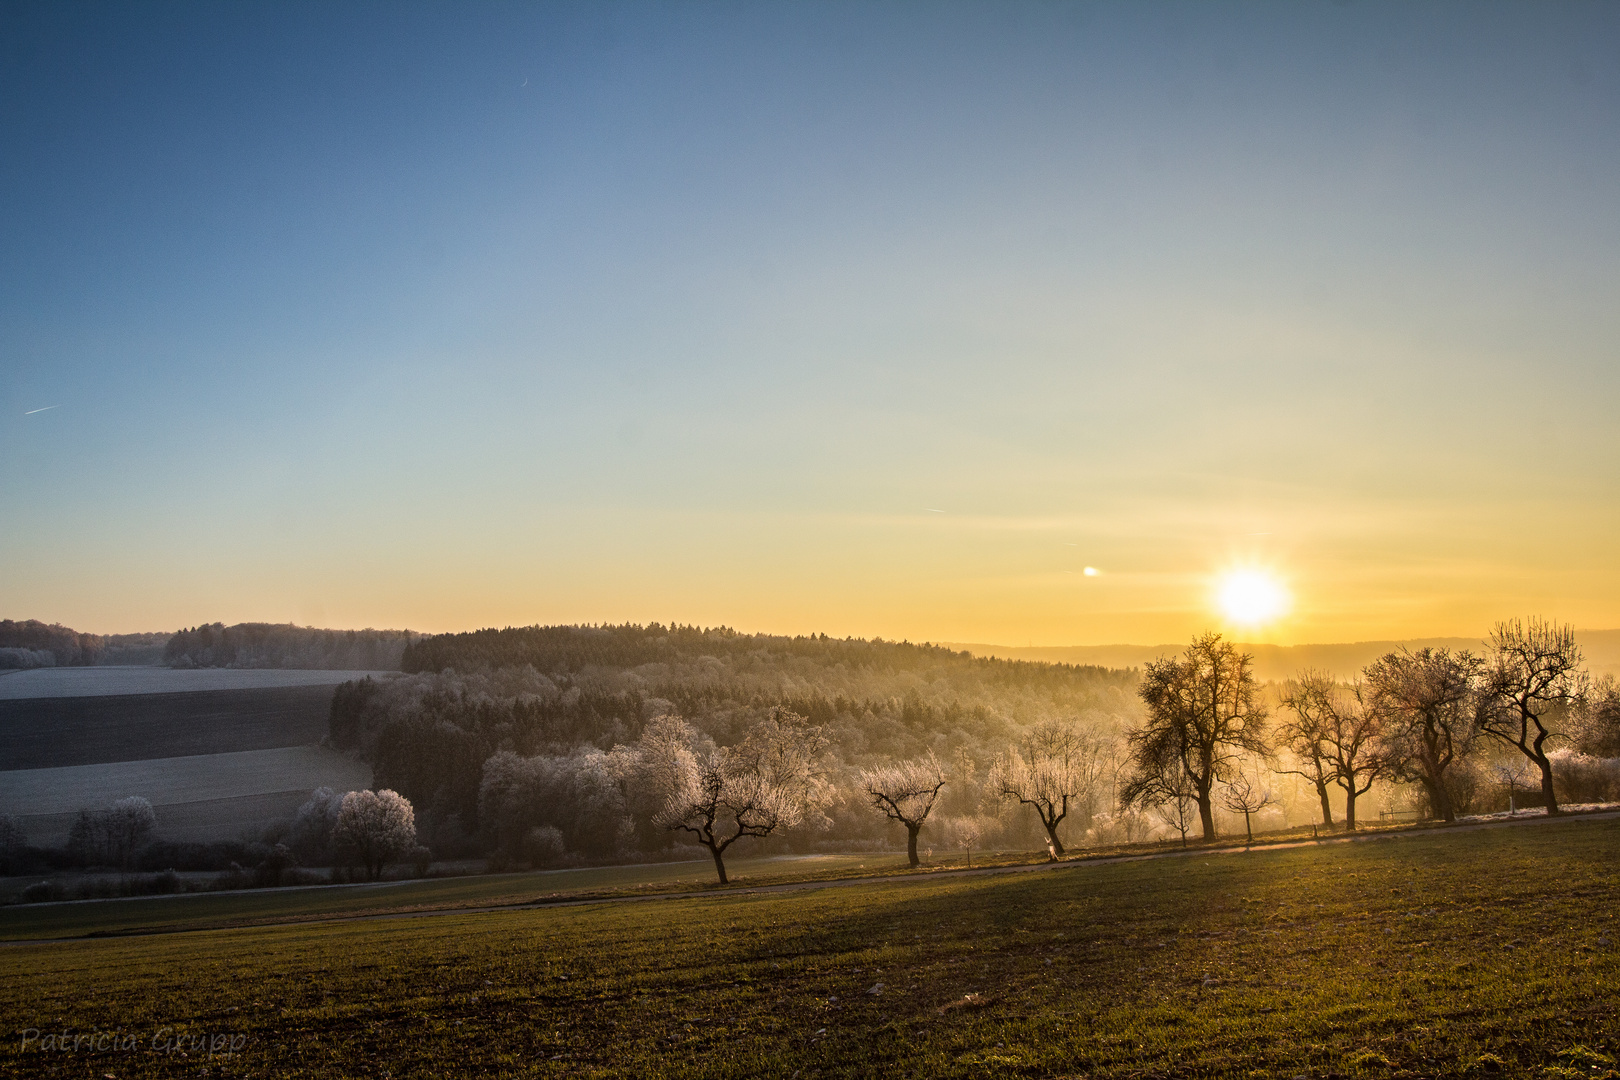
<box><xmin>3</xmin><ymin>817</ymin><xmax>1618</xmax><ymax>1078</ymax></box>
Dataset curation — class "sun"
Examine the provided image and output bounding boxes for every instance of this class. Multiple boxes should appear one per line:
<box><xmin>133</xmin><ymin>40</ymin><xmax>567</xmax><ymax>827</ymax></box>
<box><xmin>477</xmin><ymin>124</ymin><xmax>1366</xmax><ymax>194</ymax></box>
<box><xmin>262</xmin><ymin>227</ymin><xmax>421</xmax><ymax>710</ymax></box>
<box><xmin>1215</xmin><ymin>569</ymin><xmax>1290</xmax><ymax>627</ymax></box>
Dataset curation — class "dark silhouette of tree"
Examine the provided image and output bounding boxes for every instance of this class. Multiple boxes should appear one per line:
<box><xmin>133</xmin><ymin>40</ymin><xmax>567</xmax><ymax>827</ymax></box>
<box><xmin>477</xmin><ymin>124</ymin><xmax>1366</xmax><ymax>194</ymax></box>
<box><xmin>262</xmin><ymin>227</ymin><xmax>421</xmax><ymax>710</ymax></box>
<box><xmin>1121</xmin><ymin>634</ymin><xmax>1269</xmax><ymax>842</ymax></box>
<box><xmin>1477</xmin><ymin>619</ymin><xmax>1587</xmax><ymax>817</ymax></box>
<box><xmin>859</xmin><ymin>752</ymin><xmax>947</xmax><ymax>868</ymax></box>
<box><xmin>66</xmin><ymin>797</ymin><xmax>156</xmax><ymax>870</ymax></box>
<box><xmin>1365</xmin><ymin>648</ymin><xmax>1483</xmax><ymax>823</ymax></box>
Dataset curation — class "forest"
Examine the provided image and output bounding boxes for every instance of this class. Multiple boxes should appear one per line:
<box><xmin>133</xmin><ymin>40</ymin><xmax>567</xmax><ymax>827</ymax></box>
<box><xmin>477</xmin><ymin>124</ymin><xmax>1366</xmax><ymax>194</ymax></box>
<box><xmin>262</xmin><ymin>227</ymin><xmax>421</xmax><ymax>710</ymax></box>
<box><xmin>333</xmin><ymin>621</ymin><xmax>1620</xmax><ymax>878</ymax></box>
<box><xmin>336</xmin><ymin>624</ymin><xmax>1140</xmax><ymax>863</ymax></box>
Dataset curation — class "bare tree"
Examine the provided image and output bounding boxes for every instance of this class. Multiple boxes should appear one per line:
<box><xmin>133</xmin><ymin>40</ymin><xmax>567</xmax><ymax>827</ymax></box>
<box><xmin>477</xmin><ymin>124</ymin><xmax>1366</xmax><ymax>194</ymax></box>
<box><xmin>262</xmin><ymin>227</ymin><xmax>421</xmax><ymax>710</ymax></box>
<box><xmin>103</xmin><ymin>796</ymin><xmax>157</xmax><ymax>872</ymax></box>
<box><xmin>1320</xmin><ymin>681</ymin><xmax>1393</xmax><ymax>831</ymax></box>
<box><xmin>941</xmin><ymin>815</ymin><xmax>982</xmax><ymax>866</ymax></box>
<box><xmin>67</xmin><ymin>797</ymin><xmax>156</xmax><ymax>871</ymax></box>
<box><xmin>1277</xmin><ymin>672</ymin><xmax>1340</xmax><ymax>828</ymax></box>
<box><xmin>334</xmin><ymin>789</ymin><xmax>418</xmax><ymax>881</ymax></box>
<box><xmin>0</xmin><ymin>815</ymin><xmax>25</xmax><ymax>875</ymax></box>
<box><xmin>651</xmin><ymin>708</ymin><xmax>829</xmax><ymax>884</ymax></box>
<box><xmin>1365</xmin><ymin>648</ymin><xmax>1483</xmax><ymax>823</ymax></box>
<box><xmin>1121</xmin><ymin>634</ymin><xmax>1270</xmax><ymax>841</ymax></box>
<box><xmin>1281</xmin><ymin>673</ymin><xmax>1394</xmax><ymax>831</ymax></box>
<box><xmin>989</xmin><ymin>720</ymin><xmax>1109</xmax><ymax>859</ymax></box>
<box><xmin>859</xmin><ymin>752</ymin><xmax>947</xmax><ymax>868</ymax></box>
<box><xmin>1490</xmin><ymin>755</ymin><xmax>1538</xmax><ymax>814</ymax></box>
<box><xmin>1477</xmin><ymin>619</ymin><xmax>1588</xmax><ymax>816</ymax></box>
<box><xmin>1153</xmin><ymin>772</ymin><xmax>1199</xmax><ymax>848</ymax></box>
<box><xmin>1220</xmin><ymin>768</ymin><xmax>1273</xmax><ymax>845</ymax></box>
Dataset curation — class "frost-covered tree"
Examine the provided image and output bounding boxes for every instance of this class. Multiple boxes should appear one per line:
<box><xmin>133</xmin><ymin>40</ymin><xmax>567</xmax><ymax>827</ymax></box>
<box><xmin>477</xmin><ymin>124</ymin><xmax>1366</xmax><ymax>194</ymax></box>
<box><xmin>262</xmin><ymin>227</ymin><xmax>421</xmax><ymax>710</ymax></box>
<box><xmin>290</xmin><ymin>787</ymin><xmax>344</xmax><ymax>864</ymax></box>
<box><xmin>859</xmin><ymin>751</ymin><xmax>947</xmax><ymax>868</ymax></box>
<box><xmin>334</xmin><ymin>789</ymin><xmax>417</xmax><ymax>880</ymax></box>
<box><xmin>989</xmin><ymin>720</ymin><xmax>1109</xmax><ymax>859</ymax></box>
<box><xmin>648</xmin><ymin>708</ymin><xmax>829</xmax><ymax>884</ymax></box>
<box><xmin>477</xmin><ymin>744</ymin><xmax>640</xmax><ymax>862</ymax></box>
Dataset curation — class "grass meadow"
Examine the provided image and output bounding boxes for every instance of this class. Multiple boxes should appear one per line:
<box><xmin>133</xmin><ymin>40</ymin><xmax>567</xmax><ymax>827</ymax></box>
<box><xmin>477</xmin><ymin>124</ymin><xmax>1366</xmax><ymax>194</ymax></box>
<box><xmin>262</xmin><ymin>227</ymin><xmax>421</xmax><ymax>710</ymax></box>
<box><xmin>3</xmin><ymin>816</ymin><xmax>1618</xmax><ymax>1078</ymax></box>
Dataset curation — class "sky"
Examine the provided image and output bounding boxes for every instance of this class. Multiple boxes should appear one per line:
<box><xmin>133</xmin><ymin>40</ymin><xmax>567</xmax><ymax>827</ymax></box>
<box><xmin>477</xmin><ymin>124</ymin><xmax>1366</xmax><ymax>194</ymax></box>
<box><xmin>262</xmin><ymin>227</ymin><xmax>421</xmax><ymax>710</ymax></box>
<box><xmin>2</xmin><ymin>1</ymin><xmax>1618</xmax><ymax>646</ymax></box>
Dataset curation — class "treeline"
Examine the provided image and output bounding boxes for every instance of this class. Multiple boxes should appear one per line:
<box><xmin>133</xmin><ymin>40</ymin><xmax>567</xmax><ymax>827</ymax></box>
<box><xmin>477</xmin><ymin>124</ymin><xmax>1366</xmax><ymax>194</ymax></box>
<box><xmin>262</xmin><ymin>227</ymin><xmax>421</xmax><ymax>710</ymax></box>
<box><xmin>334</xmin><ymin>623</ymin><xmax>1142</xmax><ymax>861</ymax></box>
<box><xmin>0</xmin><ymin>788</ymin><xmax>424</xmax><ymax>900</ymax></box>
<box><xmin>0</xmin><ymin>620</ymin><xmax>102</xmax><ymax>667</ymax></box>
<box><xmin>0</xmin><ymin>620</ymin><xmax>167</xmax><ymax>669</ymax></box>
<box><xmin>165</xmin><ymin>623</ymin><xmax>411</xmax><ymax>670</ymax></box>
<box><xmin>1</xmin><ymin>619</ymin><xmax>415</xmax><ymax>671</ymax></box>
<box><xmin>400</xmin><ymin>623</ymin><xmax>1123</xmax><ymax>694</ymax></box>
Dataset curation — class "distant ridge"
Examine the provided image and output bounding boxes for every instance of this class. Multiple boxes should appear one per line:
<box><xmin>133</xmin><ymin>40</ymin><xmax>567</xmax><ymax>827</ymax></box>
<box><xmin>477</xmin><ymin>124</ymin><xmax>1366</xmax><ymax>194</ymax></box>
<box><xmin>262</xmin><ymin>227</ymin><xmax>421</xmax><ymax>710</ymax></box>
<box><xmin>941</xmin><ymin>630</ymin><xmax>1620</xmax><ymax>682</ymax></box>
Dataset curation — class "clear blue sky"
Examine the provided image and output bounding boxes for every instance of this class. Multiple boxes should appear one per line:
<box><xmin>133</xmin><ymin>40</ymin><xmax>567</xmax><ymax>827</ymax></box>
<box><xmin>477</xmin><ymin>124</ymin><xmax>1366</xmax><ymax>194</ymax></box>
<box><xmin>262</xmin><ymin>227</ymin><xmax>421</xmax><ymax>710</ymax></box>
<box><xmin>3</xmin><ymin>2</ymin><xmax>1618</xmax><ymax>643</ymax></box>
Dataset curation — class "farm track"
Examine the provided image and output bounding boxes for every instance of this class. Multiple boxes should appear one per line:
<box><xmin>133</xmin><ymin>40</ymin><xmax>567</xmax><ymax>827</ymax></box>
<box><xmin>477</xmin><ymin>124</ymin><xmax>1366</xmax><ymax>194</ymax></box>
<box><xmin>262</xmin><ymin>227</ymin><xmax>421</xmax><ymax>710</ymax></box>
<box><xmin>7</xmin><ymin>806</ymin><xmax>1614</xmax><ymax>947</ymax></box>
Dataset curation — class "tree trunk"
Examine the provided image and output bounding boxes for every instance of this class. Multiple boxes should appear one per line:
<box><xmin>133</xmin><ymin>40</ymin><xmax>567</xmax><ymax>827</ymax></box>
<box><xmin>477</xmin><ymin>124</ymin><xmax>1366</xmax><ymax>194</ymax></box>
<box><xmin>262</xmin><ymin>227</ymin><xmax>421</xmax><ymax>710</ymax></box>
<box><xmin>1423</xmin><ymin>774</ymin><xmax>1454</xmax><ymax>823</ymax></box>
<box><xmin>1316</xmin><ymin>782</ymin><xmax>1335</xmax><ymax>829</ymax></box>
<box><xmin>1539</xmin><ymin>757</ymin><xmax>1560</xmax><ymax>815</ymax></box>
<box><xmin>1197</xmin><ymin>795</ymin><xmax>1216</xmax><ymax>842</ymax></box>
<box><xmin>709</xmin><ymin>844</ymin><xmax>729</xmax><ymax>885</ymax></box>
<box><xmin>1044</xmin><ymin>820</ymin><xmax>1065</xmax><ymax>860</ymax></box>
<box><xmin>1242</xmin><ymin>810</ymin><xmax>1253</xmax><ymax>845</ymax></box>
<box><xmin>1345</xmin><ymin>790</ymin><xmax>1357</xmax><ymax>832</ymax></box>
<box><xmin>906</xmin><ymin>824</ymin><xmax>921</xmax><ymax>868</ymax></box>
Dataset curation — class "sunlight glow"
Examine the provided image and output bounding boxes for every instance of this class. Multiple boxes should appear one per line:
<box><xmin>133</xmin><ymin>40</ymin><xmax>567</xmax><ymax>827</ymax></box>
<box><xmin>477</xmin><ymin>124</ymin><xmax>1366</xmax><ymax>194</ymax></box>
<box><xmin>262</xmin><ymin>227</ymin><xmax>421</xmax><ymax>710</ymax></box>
<box><xmin>1215</xmin><ymin>569</ymin><xmax>1290</xmax><ymax>627</ymax></box>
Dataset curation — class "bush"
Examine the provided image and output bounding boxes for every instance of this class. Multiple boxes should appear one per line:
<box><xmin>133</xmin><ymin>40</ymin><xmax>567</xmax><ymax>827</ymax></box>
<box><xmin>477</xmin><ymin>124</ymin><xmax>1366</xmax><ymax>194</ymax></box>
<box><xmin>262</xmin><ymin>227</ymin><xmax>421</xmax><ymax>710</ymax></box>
<box><xmin>524</xmin><ymin>826</ymin><xmax>567</xmax><ymax>867</ymax></box>
<box><xmin>254</xmin><ymin>844</ymin><xmax>296</xmax><ymax>888</ymax></box>
<box><xmin>408</xmin><ymin>844</ymin><xmax>433</xmax><ymax>876</ymax></box>
<box><xmin>21</xmin><ymin>880</ymin><xmax>61</xmax><ymax>903</ymax></box>
<box><xmin>1551</xmin><ymin>750</ymin><xmax>1620</xmax><ymax>805</ymax></box>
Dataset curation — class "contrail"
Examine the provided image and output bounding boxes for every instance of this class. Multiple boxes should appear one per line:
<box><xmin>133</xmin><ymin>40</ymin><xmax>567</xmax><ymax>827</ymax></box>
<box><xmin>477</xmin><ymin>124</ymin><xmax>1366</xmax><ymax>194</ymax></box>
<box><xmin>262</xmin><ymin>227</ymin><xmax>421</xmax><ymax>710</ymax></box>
<box><xmin>24</xmin><ymin>405</ymin><xmax>60</xmax><ymax>415</ymax></box>
<box><xmin>925</xmin><ymin>508</ymin><xmax>945</xmax><ymax>513</ymax></box>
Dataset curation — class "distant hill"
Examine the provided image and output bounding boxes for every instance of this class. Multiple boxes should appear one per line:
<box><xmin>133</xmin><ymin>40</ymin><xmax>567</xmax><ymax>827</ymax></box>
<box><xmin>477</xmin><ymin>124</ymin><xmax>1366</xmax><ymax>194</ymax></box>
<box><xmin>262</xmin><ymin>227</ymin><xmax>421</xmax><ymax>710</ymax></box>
<box><xmin>943</xmin><ymin>629</ymin><xmax>1620</xmax><ymax>682</ymax></box>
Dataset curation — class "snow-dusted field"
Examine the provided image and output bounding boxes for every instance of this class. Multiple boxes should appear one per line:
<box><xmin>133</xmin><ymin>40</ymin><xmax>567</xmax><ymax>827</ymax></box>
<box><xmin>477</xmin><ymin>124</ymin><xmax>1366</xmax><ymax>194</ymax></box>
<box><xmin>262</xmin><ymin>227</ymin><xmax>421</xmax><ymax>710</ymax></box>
<box><xmin>0</xmin><ymin>666</ymin><xmax>391</xmax><ymax>700</ymax></box>
<box><xmin>0</xmin><ymin>746</ymin><xmax>372</xmax><ymax>844</ymax></box>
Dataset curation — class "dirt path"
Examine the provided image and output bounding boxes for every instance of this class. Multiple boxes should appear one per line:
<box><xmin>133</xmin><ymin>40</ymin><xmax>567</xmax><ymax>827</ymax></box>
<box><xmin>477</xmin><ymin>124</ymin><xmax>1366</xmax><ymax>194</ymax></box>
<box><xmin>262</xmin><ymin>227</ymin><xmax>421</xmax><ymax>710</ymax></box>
<box><xmin>8</xmin><ymin>807</ymin><xmax>1615</xmax><ymax>947</ymax></box>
